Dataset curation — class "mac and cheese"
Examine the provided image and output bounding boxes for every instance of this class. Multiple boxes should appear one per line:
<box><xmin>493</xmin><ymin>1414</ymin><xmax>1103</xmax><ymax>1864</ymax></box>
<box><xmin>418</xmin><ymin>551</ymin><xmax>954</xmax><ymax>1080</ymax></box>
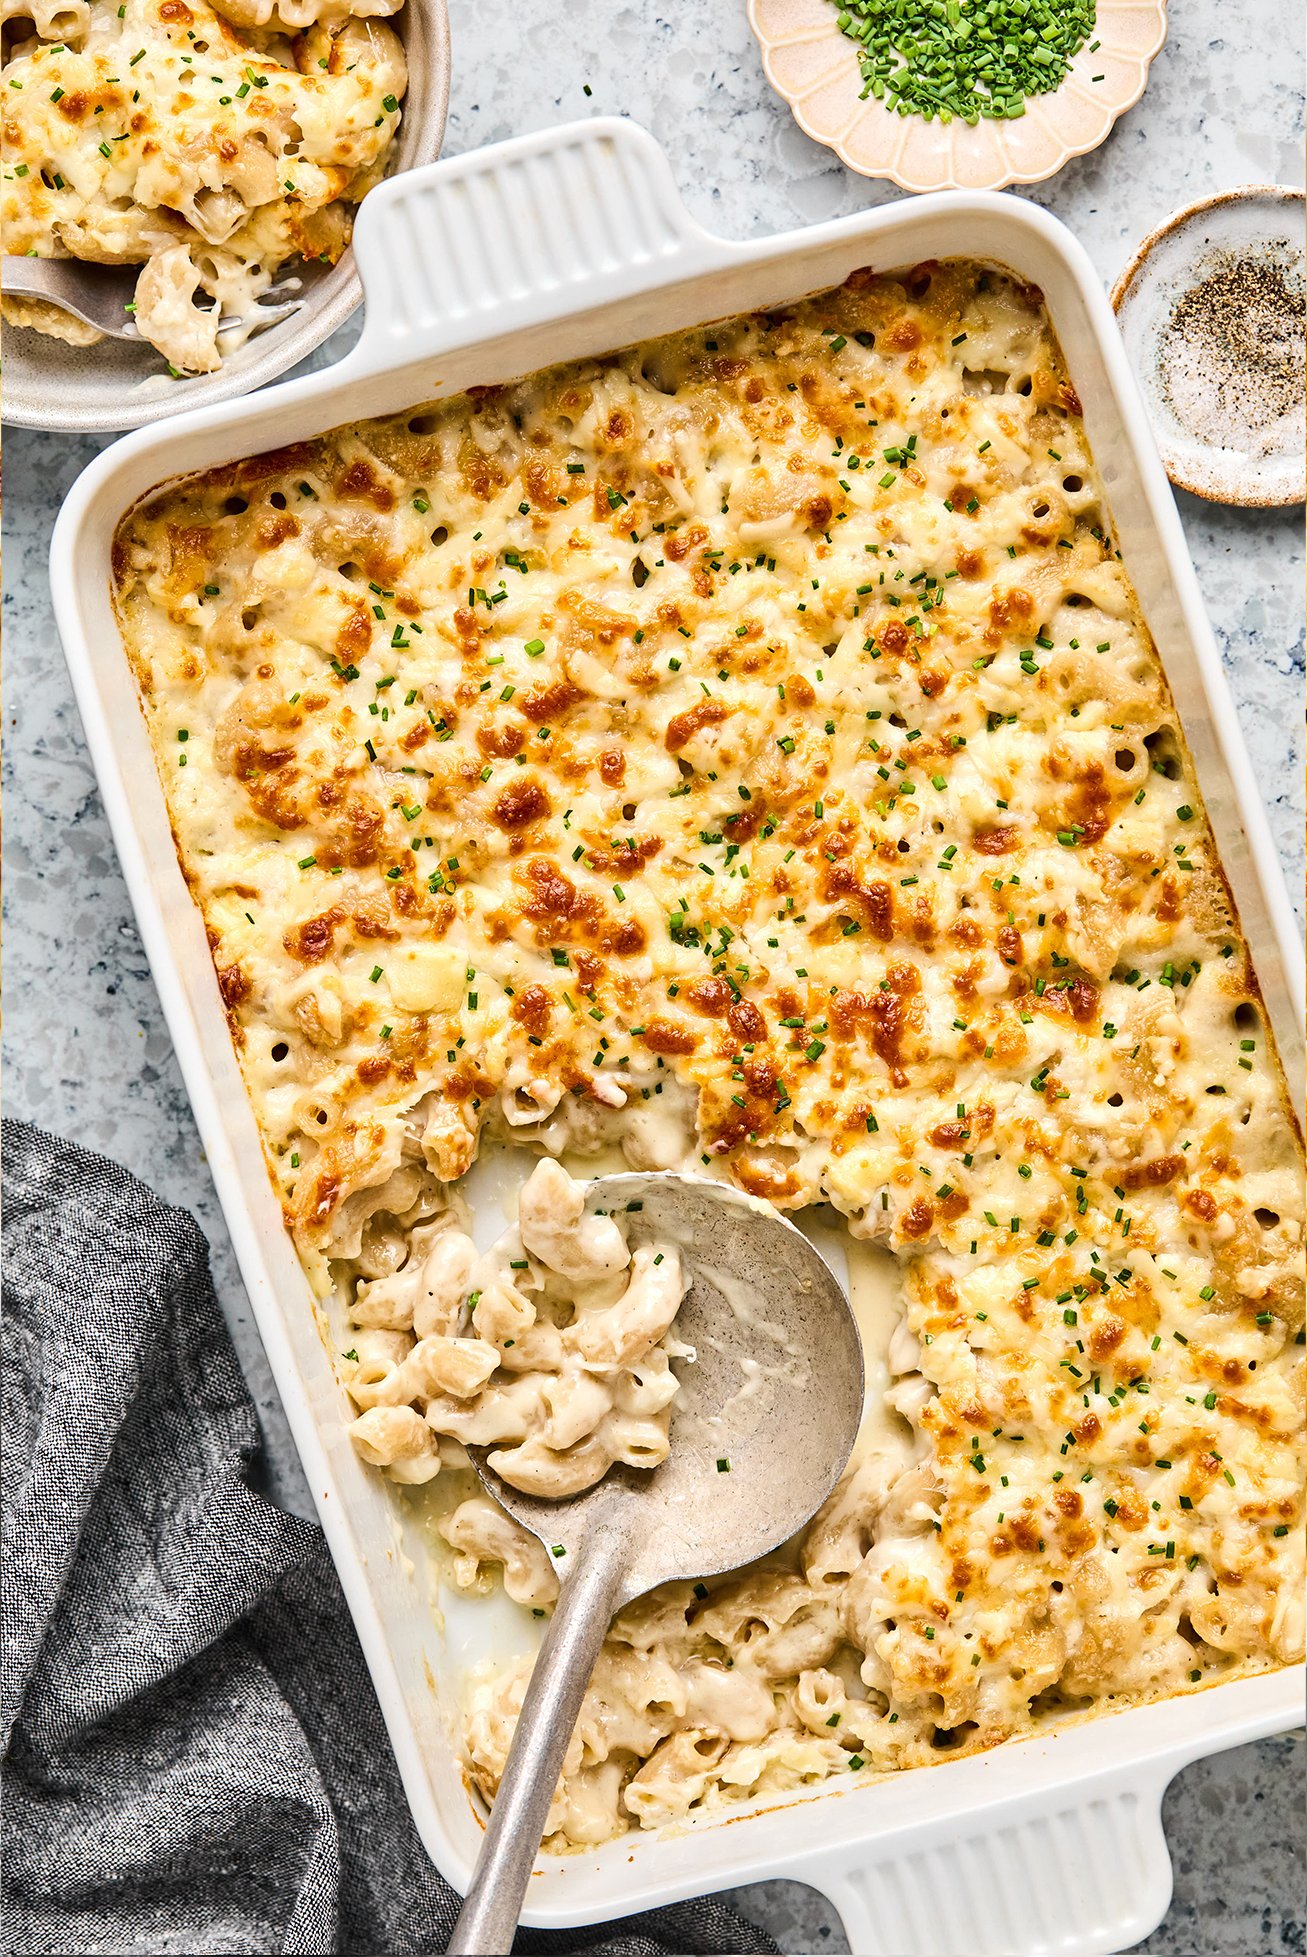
<box><xmin>1</xmin><ymin>0</ymin><xmax>405</xmax><ymax>371</ymax></box>
<box><xmin>113</xmin><ymin>260</ymin><xmax>1305</xmax><ymax>1846</ymax></box>
<box><xmin>344</xmin><ymin>1157</ymin><xmax>690</xmax><ymax>1497</ymax></box>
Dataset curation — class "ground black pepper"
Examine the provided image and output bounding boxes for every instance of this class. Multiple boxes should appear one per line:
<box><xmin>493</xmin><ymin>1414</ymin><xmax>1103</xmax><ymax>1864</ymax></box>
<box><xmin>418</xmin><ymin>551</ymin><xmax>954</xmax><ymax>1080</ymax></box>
<box><xmin>1159</xmin><ymin>246</ymin><xmax>1305</xmax><ymax>450</ymax></box>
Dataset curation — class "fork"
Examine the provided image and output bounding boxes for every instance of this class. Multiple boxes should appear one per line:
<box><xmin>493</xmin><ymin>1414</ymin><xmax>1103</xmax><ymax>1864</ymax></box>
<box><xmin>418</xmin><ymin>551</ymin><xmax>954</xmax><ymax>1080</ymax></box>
<box><xmin>1</xmin><ymin>255</ymin><xmax>302</xmax><ymax>342</ymax></box>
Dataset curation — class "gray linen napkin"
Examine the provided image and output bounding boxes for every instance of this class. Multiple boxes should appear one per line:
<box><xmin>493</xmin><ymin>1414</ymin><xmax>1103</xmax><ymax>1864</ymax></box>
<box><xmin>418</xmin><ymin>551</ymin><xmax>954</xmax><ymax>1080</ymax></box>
<box><xmin>1</xmin><ymin>1119</ymin><xmax>779</xmax><ymax>1957</ymax></box>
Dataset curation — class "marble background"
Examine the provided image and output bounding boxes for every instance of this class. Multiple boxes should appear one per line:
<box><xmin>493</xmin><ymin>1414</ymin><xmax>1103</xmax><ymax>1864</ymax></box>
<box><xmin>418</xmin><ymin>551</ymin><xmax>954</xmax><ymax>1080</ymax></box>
<box><xmin>3</xmin><ymin>0</ymin><xmax>1303</xmax><ymax>1950</ymax></box>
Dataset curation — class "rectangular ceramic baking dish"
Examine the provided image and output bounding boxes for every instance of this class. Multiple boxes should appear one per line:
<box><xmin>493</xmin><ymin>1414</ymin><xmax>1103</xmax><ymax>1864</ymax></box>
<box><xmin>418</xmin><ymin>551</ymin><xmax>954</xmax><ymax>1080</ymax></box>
<box><xmin>50</xmin><ymin>118</ymin><xmax>1304</xmax><ymax>1957</ymax></box>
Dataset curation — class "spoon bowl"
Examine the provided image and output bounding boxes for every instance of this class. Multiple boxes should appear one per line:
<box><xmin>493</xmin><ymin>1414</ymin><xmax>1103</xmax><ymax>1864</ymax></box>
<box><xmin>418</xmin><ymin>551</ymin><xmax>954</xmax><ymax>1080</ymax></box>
<box><xmin>447</xmin><ymin>1171</ymin><xmax>863</xmax><ymax>1954</ymax></box>
<box><xmin>473</xmin><ymin>1172</ymin><xmax>862</xmax><ymax>1604</ymax></box>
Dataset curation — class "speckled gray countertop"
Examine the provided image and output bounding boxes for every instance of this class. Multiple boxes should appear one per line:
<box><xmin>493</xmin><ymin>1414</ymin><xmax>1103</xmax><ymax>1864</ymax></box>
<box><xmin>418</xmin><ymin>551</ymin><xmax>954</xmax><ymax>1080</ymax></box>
<box><xmin>3</xmin><ymin>0</ymin><xmax>1303</xmax><ymax>1951</ymax></box>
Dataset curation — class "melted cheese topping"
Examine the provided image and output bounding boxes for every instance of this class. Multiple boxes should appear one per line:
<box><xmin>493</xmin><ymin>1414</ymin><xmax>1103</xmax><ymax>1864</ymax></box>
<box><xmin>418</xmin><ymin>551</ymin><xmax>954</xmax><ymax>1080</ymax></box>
<box><xmin>114</xmin><ymin>261</ymin><xmax>1305</xmax><ymax>1844</ymax></box>
<box><xmin>1</xmin><ymin>0</ymin><xmax>404</xmax><ymax>371</ymax></box>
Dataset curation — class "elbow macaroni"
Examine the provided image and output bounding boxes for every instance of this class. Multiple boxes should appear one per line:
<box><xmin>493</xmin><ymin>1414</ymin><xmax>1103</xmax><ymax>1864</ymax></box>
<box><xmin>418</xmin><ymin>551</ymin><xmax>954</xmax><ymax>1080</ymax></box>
<box><xmin>1</xmin><ymin>0</ymin><xmax>405</xmax><ymax>371</ymax></box>
<box><xmin>112</xmin><ymin>260</ymin><xmax>1305</xmax><ymax>1847</ymax></box>
<box><xmin>344</xmin><ymin>1158</ymin><xmax>691</xmax><ymax>1498</ymax></box>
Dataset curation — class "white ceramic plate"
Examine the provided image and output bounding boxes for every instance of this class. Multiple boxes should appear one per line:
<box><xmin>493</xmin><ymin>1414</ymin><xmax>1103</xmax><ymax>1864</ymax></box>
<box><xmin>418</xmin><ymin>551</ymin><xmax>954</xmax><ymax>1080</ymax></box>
<box><xmin>1112</xmin><ymin>185</ymin><xmax>1306</xmax><ymax>508</ymax></box>
<box><xmin>748</xmin><ymin>0</ymin><xmax>1169</xmax><ymax>192</ymax></box>
<box><xmin>2</xmin><ymin>0</ymin><xmax>450</xmax><ymax>435</ymax></box>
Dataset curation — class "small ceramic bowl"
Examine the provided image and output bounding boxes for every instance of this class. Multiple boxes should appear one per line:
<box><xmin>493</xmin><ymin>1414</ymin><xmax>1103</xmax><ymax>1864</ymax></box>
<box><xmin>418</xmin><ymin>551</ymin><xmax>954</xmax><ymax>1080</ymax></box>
<box><xmin>4</xmin><ymin>0</ymin><xmax>450</xmax><ymax>435</ymax></box>
<box><xmin>1112</xmin><ymin>186</ymin><xmax>1305</xmax><ymax>508</ymax></box>
<box><xmin>747</xmin><ymin>0</ymin><xmax>1168</xmax><ymax>193</ymax></box>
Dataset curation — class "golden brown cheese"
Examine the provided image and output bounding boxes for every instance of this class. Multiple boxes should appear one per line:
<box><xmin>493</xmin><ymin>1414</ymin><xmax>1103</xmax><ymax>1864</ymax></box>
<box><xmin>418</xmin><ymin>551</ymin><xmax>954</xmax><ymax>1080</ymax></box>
<box><xmin>114</xmin><ymin>261</ymin><xmax>1305</xmax><ymax>1843</ymax></box>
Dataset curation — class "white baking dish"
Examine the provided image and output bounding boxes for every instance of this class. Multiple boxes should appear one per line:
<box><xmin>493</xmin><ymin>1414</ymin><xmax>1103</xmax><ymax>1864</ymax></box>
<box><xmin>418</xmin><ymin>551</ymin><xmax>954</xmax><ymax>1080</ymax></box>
<box><xmin>49</xmin><ymin>117</ymin><xmax>1305</xmax><ymax>1957</ymax></box>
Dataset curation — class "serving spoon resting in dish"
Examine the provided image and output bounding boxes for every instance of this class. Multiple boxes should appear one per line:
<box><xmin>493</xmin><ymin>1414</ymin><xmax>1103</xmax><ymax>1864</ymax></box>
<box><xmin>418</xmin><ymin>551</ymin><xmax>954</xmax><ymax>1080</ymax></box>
<box><xmin>446</xmin><ymin>1170</ymin><xmax>863</xmax><ymax>1956</ymax></box>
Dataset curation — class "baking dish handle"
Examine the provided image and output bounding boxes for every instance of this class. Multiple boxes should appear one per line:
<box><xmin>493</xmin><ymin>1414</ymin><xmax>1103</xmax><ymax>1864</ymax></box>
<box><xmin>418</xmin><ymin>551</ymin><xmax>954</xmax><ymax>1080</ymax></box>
<box><xmin>348</xmin><ymin>117</ymin><xmax>728</xmax><ymax>365</ymax></box>
<box><xmin>801</xmin><ymin>1764</ymin><xmax>1176</xmax><ymax>1956</ymax></box>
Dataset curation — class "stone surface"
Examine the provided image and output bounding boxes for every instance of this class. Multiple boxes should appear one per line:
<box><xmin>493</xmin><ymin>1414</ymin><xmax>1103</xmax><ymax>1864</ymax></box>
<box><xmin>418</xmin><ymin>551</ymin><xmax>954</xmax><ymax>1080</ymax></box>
<box><xmin>2</xmin><ymin>0</ymin><xmax>1302</xmax><ymax>1949</ymax></box>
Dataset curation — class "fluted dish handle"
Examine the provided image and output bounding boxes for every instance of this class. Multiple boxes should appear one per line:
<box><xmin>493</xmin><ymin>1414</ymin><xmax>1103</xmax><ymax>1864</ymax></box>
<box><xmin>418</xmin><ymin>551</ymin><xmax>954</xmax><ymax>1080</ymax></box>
<box><xmin>348</xmin><ymin>116</ymin><xmax>725</xmax><ymax>364</ymax></box>
<box><xmin>806</xmin><ymin>1760</ymin><xmax>1176</xmax><ymax>1956</ymax></box>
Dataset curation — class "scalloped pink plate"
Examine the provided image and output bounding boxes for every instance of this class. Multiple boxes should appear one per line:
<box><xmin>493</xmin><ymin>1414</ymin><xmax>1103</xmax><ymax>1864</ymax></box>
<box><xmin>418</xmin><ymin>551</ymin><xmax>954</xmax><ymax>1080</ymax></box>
<box><xmin>748</xmin><ymin>0</ymin><xmax>1169</xmax><ymax>193</ymax></box>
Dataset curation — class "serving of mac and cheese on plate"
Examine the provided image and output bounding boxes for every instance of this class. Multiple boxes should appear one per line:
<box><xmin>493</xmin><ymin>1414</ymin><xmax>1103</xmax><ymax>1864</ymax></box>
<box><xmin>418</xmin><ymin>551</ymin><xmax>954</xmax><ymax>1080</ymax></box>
<box><xmin>2</xmin><ymin>0</ymin><xmax>407</xmax><ymax>372</ymax></box>
<box><xmin>110</xmin><ymin>258</ymin><xmax>1305</xmax><ymax>1848</ymax></box>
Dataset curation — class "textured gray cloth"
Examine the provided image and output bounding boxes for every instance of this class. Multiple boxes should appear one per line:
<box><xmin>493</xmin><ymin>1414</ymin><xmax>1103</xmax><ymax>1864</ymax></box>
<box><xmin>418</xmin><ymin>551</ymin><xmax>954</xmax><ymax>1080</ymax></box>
<box><xmin>1</xmin><ymin>1120</ymin><xmax>778</xmax><ymax>1957</ymax></box>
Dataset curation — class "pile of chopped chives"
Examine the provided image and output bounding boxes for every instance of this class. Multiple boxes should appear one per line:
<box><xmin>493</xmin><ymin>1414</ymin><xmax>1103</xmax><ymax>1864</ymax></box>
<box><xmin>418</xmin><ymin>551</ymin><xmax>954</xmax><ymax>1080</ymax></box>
<box><xmin>832</xmin><ymin>0</ymin><xmax>1099</xmax><ymax>123</ymax></box>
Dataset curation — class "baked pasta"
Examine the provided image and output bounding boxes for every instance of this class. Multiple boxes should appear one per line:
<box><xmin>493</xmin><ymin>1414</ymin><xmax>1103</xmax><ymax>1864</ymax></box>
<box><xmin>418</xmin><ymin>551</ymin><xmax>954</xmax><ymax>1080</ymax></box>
<box><xmin>1</xmin><ymin>0</ymin><xmax>405</xmax><ymax>372</ymax></box>
<box><xmin>113</xmin><ymin>260</ymin><xmax>1305</xmax><ymax>1846</ymax></box>
<box><xmin>345</xmin><ymin>1157</ymin><xmax>691</xmax><ymax>1497</ymax></box>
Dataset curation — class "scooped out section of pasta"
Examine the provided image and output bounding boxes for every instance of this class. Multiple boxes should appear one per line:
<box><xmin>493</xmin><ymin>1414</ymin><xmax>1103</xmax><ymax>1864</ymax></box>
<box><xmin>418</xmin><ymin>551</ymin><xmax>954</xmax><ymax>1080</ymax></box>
<box><xmin>346</xmin><ymin>1158</ymin><xmax>692</xmax><ymax>1498</ymax></box>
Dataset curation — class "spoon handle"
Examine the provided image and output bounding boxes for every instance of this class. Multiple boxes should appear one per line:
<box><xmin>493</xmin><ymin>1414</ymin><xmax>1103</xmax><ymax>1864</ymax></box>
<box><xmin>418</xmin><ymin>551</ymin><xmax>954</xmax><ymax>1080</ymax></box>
<box><xmin>446</xmin><ymin>1518</ymin><xmax>631</xmax><ymax>1954</ymax></box>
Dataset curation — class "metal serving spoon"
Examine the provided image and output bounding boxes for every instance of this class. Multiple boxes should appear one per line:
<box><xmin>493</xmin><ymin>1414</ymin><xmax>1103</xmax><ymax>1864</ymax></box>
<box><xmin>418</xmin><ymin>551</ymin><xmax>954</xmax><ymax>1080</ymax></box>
<box><xmin>1</xmin><ymin>256</ymin><xmax>301</xmax><ymax>343</ymax></box>
<box><xmin>446</xmin><ymin>1171</ymin><xmax>864</xmax><ymax>1956</ymax></box>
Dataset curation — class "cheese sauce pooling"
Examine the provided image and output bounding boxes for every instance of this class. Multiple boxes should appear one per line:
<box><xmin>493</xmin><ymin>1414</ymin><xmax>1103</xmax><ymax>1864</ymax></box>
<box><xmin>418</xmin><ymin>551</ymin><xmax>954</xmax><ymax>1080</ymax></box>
<box><xmin>114</xmin><ymin>260</ymin><xmax>1305</xmax><ymax>1847</ymax></box>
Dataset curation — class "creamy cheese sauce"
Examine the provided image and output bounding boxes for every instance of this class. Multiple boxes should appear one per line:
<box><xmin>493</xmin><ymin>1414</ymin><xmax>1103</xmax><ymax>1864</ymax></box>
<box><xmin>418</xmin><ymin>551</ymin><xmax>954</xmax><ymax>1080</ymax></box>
<box><xmin>838</xmin><ymin>1232</ymin><xmax>907</xmax><ymax>1469</ymax></box>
